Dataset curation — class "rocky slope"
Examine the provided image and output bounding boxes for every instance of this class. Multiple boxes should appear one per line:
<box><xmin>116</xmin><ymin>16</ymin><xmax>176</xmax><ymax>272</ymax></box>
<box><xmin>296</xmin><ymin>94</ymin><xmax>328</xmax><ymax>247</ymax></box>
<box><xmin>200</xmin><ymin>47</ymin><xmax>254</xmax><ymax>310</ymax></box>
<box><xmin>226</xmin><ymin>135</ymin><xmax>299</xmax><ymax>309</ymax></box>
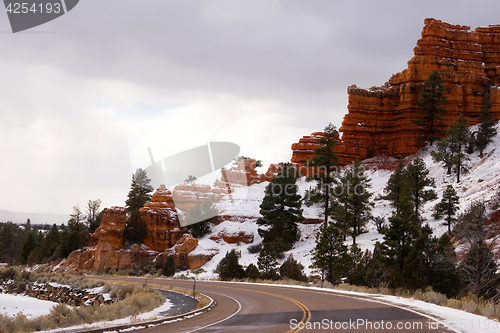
<box><xmin>292</xmin><ymin>18</ymin><xmax>500</xmax><ymax>167</ymax></box>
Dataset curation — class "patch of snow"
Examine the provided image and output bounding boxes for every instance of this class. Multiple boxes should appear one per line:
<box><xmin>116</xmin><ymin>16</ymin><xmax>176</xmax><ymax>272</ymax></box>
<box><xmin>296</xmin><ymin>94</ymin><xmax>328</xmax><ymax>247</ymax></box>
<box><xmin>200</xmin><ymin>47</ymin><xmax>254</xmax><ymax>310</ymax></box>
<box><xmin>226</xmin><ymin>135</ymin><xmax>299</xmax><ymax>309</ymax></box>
<box><xmin>37</xmin><ymin>297</ymin><xmax>173</xmax><ymax>333</ymax></box>
<box><xmin>0</xmin><ymin>293</ymin><xmax>58</xmax><ymax>318</ymax></box>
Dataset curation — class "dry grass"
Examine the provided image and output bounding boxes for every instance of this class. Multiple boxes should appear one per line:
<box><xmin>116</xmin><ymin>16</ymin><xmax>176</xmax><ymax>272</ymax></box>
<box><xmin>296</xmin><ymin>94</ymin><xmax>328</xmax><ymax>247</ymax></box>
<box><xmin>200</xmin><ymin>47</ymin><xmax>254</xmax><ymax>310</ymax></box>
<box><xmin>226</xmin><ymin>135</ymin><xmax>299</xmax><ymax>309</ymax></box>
<box><xmin>0</xmin><ymin>283</ymin><xmax>164</xmax><ymax>333</ymax></box>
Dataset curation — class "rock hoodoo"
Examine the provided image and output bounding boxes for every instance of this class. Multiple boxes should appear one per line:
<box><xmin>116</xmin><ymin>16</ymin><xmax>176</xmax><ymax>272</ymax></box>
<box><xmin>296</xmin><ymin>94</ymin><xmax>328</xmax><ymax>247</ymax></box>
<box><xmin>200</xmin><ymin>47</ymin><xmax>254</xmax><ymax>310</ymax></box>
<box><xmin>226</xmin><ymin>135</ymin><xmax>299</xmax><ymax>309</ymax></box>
<box><xmin>292</xmin><ymin>18</ymin><xmax>500</xmax><ymax>166</ymax></box>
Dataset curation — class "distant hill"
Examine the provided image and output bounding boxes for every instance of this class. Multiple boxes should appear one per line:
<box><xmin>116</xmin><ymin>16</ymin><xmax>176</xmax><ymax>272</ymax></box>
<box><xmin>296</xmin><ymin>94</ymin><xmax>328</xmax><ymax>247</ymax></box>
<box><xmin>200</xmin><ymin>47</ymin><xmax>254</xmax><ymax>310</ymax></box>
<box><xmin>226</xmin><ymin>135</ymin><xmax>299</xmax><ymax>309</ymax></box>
<box><xmin>0</xmin><ymin>209</ymin><xmax>67</xmax><ymax>225</ymax></box>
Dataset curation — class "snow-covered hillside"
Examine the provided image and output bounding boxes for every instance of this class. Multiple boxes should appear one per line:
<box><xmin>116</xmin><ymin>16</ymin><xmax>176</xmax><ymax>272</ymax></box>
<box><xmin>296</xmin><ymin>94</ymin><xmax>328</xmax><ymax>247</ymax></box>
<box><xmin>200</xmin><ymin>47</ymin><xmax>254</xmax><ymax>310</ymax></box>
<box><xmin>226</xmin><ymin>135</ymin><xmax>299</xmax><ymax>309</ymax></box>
<box><xmin>186</xmin><ymin>124</ymin><xmax>500</xmax><ymax>279</ymax></box>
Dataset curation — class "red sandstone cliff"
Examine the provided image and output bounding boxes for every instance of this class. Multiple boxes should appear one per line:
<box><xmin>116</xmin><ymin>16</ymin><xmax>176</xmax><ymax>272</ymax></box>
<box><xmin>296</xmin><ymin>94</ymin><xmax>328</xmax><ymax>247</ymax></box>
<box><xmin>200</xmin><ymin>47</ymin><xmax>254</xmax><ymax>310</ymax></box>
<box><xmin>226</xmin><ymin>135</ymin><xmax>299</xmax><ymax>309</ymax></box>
<box><xmin>292</xmin><ymin>18</ymin><xmax>500</xmax><ymax>166</ymax></box>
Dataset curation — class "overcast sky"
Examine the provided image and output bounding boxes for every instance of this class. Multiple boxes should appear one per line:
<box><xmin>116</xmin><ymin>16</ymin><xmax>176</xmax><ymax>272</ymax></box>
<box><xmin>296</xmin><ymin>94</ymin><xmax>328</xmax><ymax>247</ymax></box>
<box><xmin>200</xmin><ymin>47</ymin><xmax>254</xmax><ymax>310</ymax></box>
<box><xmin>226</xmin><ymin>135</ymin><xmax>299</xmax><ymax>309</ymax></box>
<box><xmin>1</xmin><ymin>0</ymin><xmax>499</xmax><ymax>224</ymax></box>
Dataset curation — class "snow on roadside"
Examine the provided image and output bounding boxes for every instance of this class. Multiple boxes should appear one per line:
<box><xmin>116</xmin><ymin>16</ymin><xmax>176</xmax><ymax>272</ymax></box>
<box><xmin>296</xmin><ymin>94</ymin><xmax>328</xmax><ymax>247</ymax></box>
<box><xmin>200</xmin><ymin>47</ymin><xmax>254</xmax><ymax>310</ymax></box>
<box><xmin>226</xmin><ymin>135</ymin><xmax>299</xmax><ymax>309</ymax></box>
<box><xmin>0</xmin><ymin>293</ymin><xmax>58</xmax><ymax>318</ymax></box>
<box><xmin>37</xmin><ymin>297</ymin><xmax>173</xmax><ymax>333</ymax></box>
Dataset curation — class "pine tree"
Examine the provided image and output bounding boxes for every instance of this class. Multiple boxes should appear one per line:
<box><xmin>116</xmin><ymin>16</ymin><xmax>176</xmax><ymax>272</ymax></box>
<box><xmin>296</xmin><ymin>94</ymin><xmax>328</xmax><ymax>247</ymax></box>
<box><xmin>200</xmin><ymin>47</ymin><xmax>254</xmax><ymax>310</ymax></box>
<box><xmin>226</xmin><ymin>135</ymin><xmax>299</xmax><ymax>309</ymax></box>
<box><xmin>449</xmin><ymin>115</ymin><xmax>471</xmax><ymax>183</ymax></box>
<box><xmin>429</xmin><ymin>233</ymin><xmax>462</xmax><ymax>297</ymax></box>
<box><xmin>187</xmin><ymin>198</ymin><xmax>218</xmax><ymax>238</ymax></box>
<box><xmin>404</xmin><ymin>157</ymin><xmax>437</xmax><ymax>215</ymax></box>
<box><xmin>306</xmin><ymin>123</ymin><xmax>339</xmax><ymax>224</ymax></box>
<box><xmin>18</xmin><ymin>233</ymin><xmax>37</xmax><ymax>265</ymax></box>
<box><xmin>333</xmin><ymin>158</ymin><xmax>373</xmax><ymax>245</ymax></box>
<box><xmin>257</xmin><ymin>245</ymin><xmax>280</xmax><ymax>280</ymax></box>
<box><xmin>413</xmin><ymin>70</ymin><xmax>448</xmax><ymax>145</ymax></box>
<box><xmin>433</xmin><ymin>185</ymin><xmax>459</xmax><ymax>233</ymax></box>
<box><xmin>380</xmin><ymin>195</ymin><xmax>437</xmax><ymax>290</ymax></box>
<box><xmin>124</xmin><ymin>168</ymin><xmax>154</xmax><ymax>244</ymax></box>
<box><xmin>257</xmin><ymin>163</ymin><xmax>303</xmax><ymax>256</ymax></box>
<box><xmin>279</xmin><ymin>255</ymin><xmax>308</xmax><ymax>282</ymax></box>
<box><xmin>217</xmin><ymin>249</ymin><xmax>245</xmax><ymax>281</ymax></box>
<box><xmin>311</xmin><ymin>222</ymin><xmax>352</xmax><ymax>284</ymax></box>
<box><xmin>454</xmin><ymin>201</ymin><xmax>500</xmax><ymax>300</ymax></box>
<box><xmin>431</xmin><ymin>135</ymin><xmax>458</xmax><ymax>175</ymax></box>
<box><xmin>245</xmin><ymin>263</ymin><xmax>261</xmax><ymax>281</ymax></box>
<box><xmin>381</xmin><ymin>161</ymin><xmax>405</xmax><ymax>207</ymax></box>
<box><xmin>476</xmin><ymin>92</ymin><xmax>498</xmax><ymax>156</ymax></box>
<box><xmin>162</xmin><ymin>256</ymin><xmax>176</xmax><ymax>277</ymax></box>
<box><xmin>433</xmin><ymin>115</ymin><xmax>471</xmax><ymax>183</ymax></box>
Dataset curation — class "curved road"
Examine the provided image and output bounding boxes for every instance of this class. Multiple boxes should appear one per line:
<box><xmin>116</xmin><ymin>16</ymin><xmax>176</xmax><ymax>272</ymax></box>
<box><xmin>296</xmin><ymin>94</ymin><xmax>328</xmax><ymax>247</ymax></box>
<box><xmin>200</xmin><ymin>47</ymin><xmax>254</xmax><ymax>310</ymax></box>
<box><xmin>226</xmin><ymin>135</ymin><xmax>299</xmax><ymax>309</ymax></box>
<box><xmin>94</xmin><ymin>277</ymin><xmax>456</xmax><ymax>333</ymax></box>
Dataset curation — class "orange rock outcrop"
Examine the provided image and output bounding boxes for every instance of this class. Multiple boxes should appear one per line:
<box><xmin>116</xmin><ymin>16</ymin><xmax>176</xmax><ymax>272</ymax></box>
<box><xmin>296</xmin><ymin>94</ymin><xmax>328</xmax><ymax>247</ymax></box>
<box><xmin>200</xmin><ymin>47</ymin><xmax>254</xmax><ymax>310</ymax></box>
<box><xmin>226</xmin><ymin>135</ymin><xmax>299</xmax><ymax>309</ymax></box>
<box><xmin>292</xmin><ymin>18</ymin><xmax>500</xmax><ymax>166</ymax></box>
<box><xmin>62</xmin><ymin>188</ymin><xmax>211</xmax><ymax>272</ymax></box>
<box><xmin>141</xmin><ymin>188</ymin><xmax>184</xmax><ymax>251</ymax></box>
<box><xmin>219</xmin><ymin>159</ymin><xmax>281</xmax><ymax>187</ymax></box>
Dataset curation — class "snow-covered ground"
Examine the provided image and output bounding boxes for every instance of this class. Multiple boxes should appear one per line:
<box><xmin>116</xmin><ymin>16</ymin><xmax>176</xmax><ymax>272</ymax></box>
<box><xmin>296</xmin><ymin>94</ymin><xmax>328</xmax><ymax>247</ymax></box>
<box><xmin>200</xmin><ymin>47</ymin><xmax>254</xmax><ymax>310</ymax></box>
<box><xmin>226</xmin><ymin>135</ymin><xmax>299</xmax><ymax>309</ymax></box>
<box><xmin>36</xmin><ymin>297</ymin><xmax>173</xmax><ymax>333</ymax></box>
<box><xmin>0</xmin><ymin>293</ymin><xmax>58</xmax><ymax>318</ymax></box>
<box><xmin>183</xmin><ymin>124</ymin><xmax>500</xmax><ymax>279</ymax></box>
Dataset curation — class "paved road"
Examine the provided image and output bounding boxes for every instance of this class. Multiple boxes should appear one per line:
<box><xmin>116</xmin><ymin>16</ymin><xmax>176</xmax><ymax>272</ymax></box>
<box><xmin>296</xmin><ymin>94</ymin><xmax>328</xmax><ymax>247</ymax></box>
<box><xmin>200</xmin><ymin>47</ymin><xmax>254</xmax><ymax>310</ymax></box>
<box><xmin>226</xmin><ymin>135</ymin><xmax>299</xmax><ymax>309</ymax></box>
<box><xmin>157</xmin><ymin>289</ymin><xmax>198</xmax><ymax>317</ymax></box>
<box><xmin>94</xmin><ymin>277</ymin><xmax>456</xmax><ymax>333</ymax></box>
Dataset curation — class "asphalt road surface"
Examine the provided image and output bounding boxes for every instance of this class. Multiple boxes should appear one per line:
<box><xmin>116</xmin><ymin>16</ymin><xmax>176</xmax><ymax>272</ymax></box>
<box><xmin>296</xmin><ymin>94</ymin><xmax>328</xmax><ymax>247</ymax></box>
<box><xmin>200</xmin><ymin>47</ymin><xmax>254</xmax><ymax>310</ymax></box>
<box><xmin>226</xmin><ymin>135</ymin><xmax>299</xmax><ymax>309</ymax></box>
<box><xmin>93</xmin><ymin>276</ymin><xmax>457</xmax><ymax>333</ymax></box>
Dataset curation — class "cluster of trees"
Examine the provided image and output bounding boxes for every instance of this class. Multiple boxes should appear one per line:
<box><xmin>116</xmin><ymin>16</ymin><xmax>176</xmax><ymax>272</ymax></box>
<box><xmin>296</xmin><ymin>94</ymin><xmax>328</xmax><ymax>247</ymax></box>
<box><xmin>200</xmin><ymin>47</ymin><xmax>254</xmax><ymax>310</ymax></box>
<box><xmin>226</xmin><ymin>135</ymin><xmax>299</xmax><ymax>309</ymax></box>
<box><xmin>414</xmin><ymin>70</ymin><xmax>498</xmax><ymax>183</ymax></box>
<box><xmin>25</xmin><ymin>200</ymin><xmax>104</xmax><ymax>265</ymax></box>
<box><xmin>0</xmin><ymin>198</ymin><xmax>104</xmax><ymax>266</ymax></box>
<box><xmin>215</xmin><ymin>249</ymin><xmax>307</xmax><ymax>282</ymax></box>
<box><xmin>307</xmin><ymin>71</ymin><xmax>500</xmax><ymax>299</ymax></box>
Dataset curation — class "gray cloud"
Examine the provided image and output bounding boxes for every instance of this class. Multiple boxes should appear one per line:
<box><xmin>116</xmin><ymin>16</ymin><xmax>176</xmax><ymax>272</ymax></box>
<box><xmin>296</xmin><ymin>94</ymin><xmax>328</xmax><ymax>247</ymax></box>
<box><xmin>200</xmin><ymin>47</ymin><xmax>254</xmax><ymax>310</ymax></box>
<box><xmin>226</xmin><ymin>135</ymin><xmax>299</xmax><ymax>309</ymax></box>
<box><xmin>0</xmin><ymin>0</ymin><xmax>499</xmax><ymax>222</ymax></box>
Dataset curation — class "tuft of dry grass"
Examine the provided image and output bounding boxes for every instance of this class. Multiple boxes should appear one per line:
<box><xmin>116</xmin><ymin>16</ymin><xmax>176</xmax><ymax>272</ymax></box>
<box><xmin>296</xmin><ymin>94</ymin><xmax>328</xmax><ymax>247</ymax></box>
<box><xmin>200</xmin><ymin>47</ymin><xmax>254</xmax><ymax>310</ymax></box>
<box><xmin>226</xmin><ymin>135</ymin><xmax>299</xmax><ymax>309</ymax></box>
<box><xmin>0</xmin><ymin>284</ymin><xmax>164</xmax><ymax>333</ymax></box>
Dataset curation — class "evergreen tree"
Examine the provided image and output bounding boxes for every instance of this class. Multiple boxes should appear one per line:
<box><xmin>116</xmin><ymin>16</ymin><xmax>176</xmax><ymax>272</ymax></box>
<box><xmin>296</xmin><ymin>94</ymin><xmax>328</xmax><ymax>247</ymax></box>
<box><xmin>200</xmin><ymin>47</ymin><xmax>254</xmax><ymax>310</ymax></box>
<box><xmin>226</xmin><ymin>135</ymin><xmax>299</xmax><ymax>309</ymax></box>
<box><xmin>245</xmin><ymin>263</ymin><xmax>261</xmax><ymax>281</ymax></box>
<box><xmin>404</xmin><ymin>157</ymin><xmax>437</xmax><ymax>215</ymax></box>
<box><xmin>431</xmin><ymin>135</ymin><xmax>458</xmax><ymax>175</ymax></box>
<box><xmin>306</xmin><ymin>123</ymin><xmax>339</xmax><ymax>224</ymax></box>
<box><xmin>364</xmin><ymin>244</ymin><xmax>389</xmax><ymax>288</ymax></box>
<box><xmin>279</xmin><ymin>255</ymin><xmax>308</xmax><ymax>282</ymax></box>
<box><xmin>217</xmin><ymin>249</ymin><xmax>245</xmax><ymax>281</ymax></box>
<box><xmin>454</xmin><ymin>201</ymin><xmax>500</xmax><ymax>300</ymax></box>
<box><xmin>124</xmin><ymin>168</ymin><xmax>154</xmax><ymax>244</ymax></box>
<box><xmin>429</xmin><ymin>233</ymin><xmax>462</xmax><ymax>298</ymax></box>
<box><xmin>476</xmin><ymin>92</ymin><xmax>498</xmax><ymax>156</ymax></box>
<box><xmin>381</xmin><ymin>161</ymin><xmax>406</xmax><ymax>207</ymax></box>
<box><xmin>257</xmin><ymin>245</ymin><xmax>280</xmax><ymax>280</ymax></box>
<box><xmin>184</xmin><ymin>175</ymin><xmax>197</xmax><ymax>184</ymax></box>
<box><xmin>433</xmin><ymin>115</ymin><xmax>471</xmax><ymax>182</ymax></box>
<box><xmin>413</xmin><ymin>70</ymin><xmax>448</xmax><ymax>145</ymax></box>
<box><xmin>380</xmin><ymin>194</ymin><xmax>437</xmax><ymax>290</ymax></box>
<box><xmin>162</xmin><ymin>256</ymin><xmax>176</xmax><ymax>277</ymax></box>
<box><xmin>346</xmin><ymin>249</ymin><xmax>372</xmax><ymax>287</ymax></box>
<box><xmin>257</xmin><ymin>163</ymin><xmax>303</xmax><ymax>256</ymax></box>
<box><xmin>311</xmin><ymin>222</ymin><xmax>352</xmax><ymax>284</ymax></box>
<box><xmin>18</xmin><ymin>233</ymin><xmax>36</xmax><ymax>265</ymax></box>
<box><xmin>187</xmin><ymin>198</ymin><xmax>218</xmax><ymax>238</ymax></box>
<box><xmin>333</xmin><ymin>158</ymin><xmax>373</xmax><ymax>245</ymax></box>
<box><xmin>433</xmin><ymin>185</ymin><xmax>460</xmax><ymax>233</ymax></box>
<box><xmin>449</xmin><ymin>115</ymin><xmax>471</xmax><ymax>183</ymax></box>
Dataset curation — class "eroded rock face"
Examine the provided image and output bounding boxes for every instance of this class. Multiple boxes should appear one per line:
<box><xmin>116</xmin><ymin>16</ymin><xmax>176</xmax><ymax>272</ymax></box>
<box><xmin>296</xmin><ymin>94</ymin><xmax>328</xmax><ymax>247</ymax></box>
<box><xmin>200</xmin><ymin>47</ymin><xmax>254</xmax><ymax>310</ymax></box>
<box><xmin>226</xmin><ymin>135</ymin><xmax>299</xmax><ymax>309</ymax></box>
<box><xmin>141</xmin><ymin>188</ymin><xmax>184</xmax><ymax>252</ymax></box>
<box><xmin>292</xmin><ymin>18</ymin><xmax>500</xmax><ymax>166</ymax></box>
<box><xmin>160</xmin><ymin>233</ymin><xmax>214</xmax><ymax>270</ymax></box>
<box><xmin>63</xmin><ymin>189</ymin><xmax>188</xmax><ymax>272</ymax></box>
<box><xmin>210</xmin><ymin>231</ymin><xmax>254</xmax><ymax>244</ymax></box>
<box><xmin>219</xmin><ymin>159</ymin><xmax>281</xmax><ymax>187</ymax></box>
<box><xmin>93</xmin><ymin>207</ymin><xmax>128</xmax><ymax>270</ymax></box>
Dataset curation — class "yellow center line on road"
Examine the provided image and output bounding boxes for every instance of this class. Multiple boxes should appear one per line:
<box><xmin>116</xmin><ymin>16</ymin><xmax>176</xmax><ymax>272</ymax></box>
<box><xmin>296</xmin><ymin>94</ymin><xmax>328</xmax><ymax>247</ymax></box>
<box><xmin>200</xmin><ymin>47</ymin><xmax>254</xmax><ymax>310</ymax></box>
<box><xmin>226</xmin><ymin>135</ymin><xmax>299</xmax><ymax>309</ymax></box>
<box><xmin>194</xmin><ymin>284</ymin><xmax>311</xmax><ymax>332</ymax></box>
<box><xmin>89</xmin><ymin>276</ymin><xmax>311</xmax><ymax>331</ymax></box>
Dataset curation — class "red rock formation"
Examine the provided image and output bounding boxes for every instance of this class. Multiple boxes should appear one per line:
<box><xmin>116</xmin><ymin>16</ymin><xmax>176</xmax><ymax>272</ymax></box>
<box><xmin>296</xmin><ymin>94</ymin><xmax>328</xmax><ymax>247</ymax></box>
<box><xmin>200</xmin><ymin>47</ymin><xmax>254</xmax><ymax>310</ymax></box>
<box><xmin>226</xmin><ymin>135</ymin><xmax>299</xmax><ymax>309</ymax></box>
<box><xmin>292</xmin><ymin>18</ymin><xmax>500</xmax><ymax>166</ymax></box>
<box><xmin>160</xmin><ymin>233</ymin><xmax>215</xmax><ymax>270</ymax></box>
<box><xmin>219</xmin><ymin>159</ymin><xmax>281</xmax><ymax>187</ymax></box>
<box><xmin>172</xmin><ymin>184</ymin><xmax>218</xmax><ymax>212</ymax></box>
<box><xmin>141</xmin><ymin>187</ymin><xmax>184</xmax><ymax>252</ymax></box>
<box><xmin>209</xmin><ymin>230</ymin><xmax>254</xmax><ymax>244</ymax></box>
<box><xmin>93</xmin><ymin>207</ymin><xmax>129</xmax><ymax>270</ymax></box>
